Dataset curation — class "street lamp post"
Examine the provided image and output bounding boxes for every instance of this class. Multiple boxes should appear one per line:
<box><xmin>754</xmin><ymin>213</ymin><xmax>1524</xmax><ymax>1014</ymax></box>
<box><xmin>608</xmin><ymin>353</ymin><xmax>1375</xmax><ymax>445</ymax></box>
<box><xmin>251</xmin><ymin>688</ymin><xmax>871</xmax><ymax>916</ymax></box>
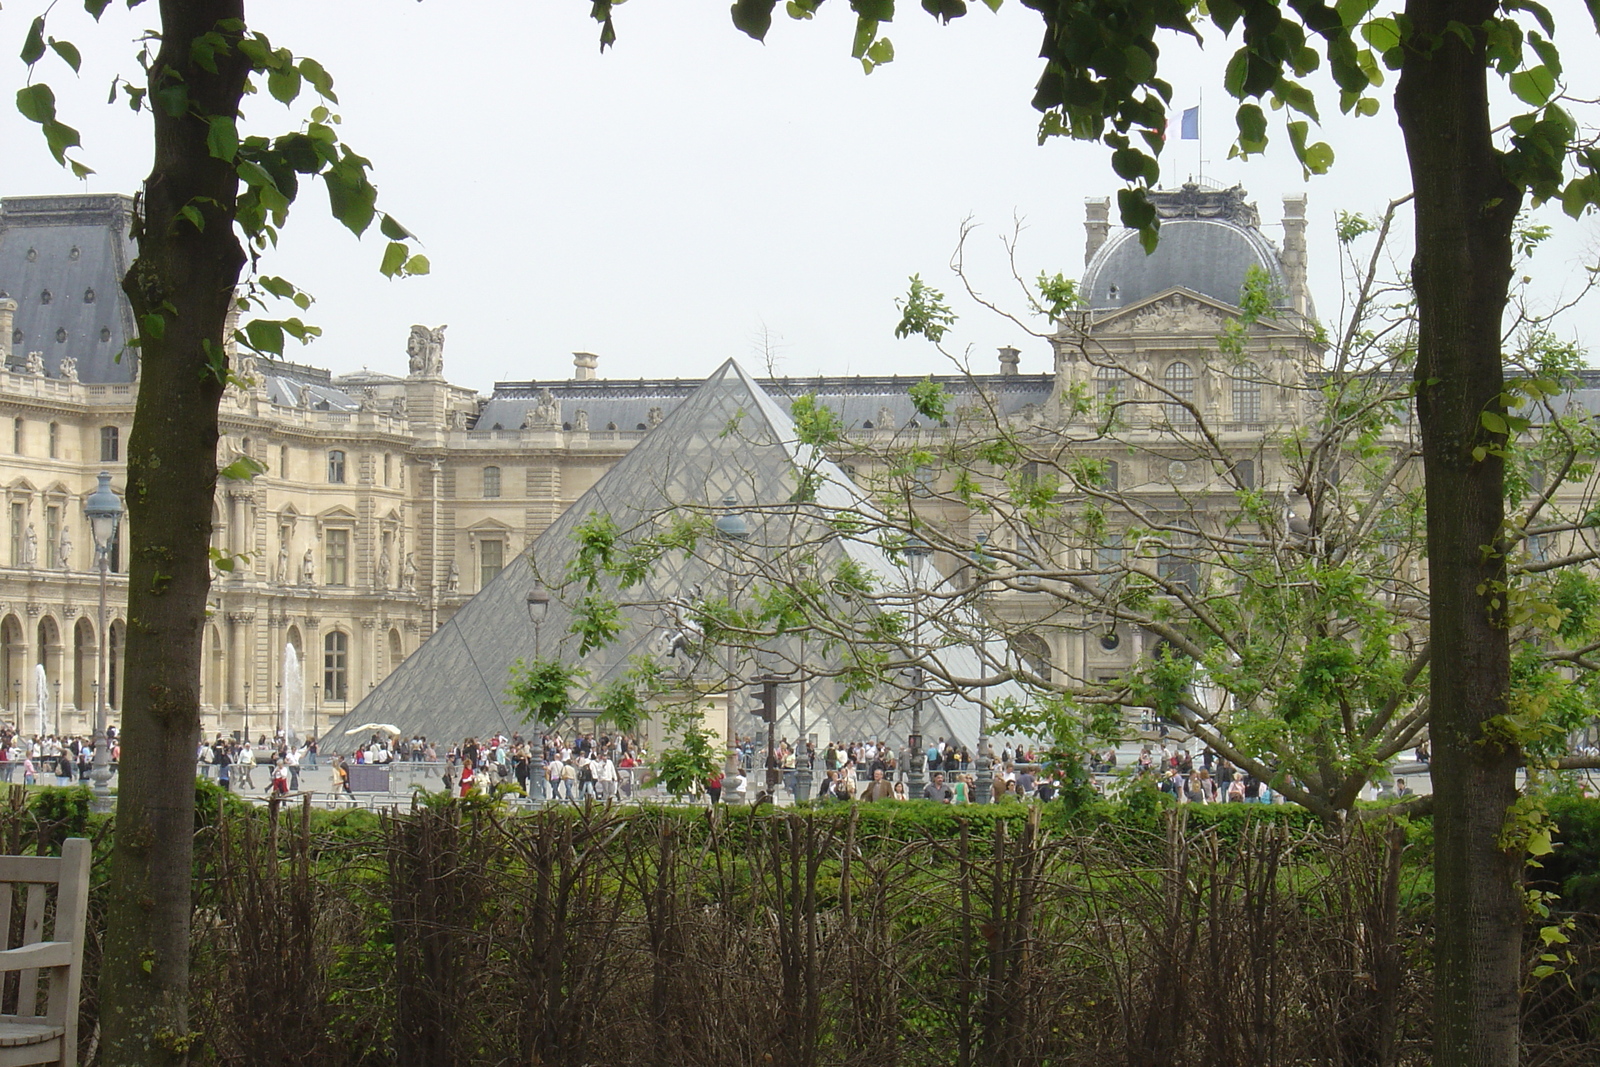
<box><xmin>525</xmin><ymin>583</ymin><xmax>550</xmax><ymax>803</ymax></box>
<box><xmin>11</xmin><ymin>679</ymin><xmax>18</xmax><ymax>727</ymax></box>
<box><xmin>312</xmin><ymin>683</ymin><xmax>321</xmax><ymax>745</ymax></box>
<box><xmin>53</xmin><ymin>680</ymin><xmax>61</xmax><ymax>738</ymax></box>
<box><xmin>85</xmin><ymin>470</ymin><xmax>123</xmax><ymax>813</ymax></box>
<box><xmin>714</xmin><ymin>496</ymin><xmax>749</xmax><ymax>767</ymax></box>
<box><xmin>242</xmin><ymin>680</ymin><xmax>250</xmax><ymax>742</ymax></box>
<box><xmin>904</xmin><ymin>537</ymin><xmax>931</xmax><ymax>794</ymax></box>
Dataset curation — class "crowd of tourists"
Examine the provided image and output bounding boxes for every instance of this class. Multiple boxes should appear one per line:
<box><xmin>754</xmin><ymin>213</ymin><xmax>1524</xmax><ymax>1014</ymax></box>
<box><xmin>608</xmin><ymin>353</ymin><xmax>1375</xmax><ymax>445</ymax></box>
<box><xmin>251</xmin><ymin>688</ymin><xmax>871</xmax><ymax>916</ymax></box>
<box><xmin>196</xmin><ymin>734</ymin><xmax>319</xmax><ymax>794</ymax></box>
<box><xmin>0</xmin><ymin>726</ymin><xmax>117</xmax><ymax>785</ymax></box>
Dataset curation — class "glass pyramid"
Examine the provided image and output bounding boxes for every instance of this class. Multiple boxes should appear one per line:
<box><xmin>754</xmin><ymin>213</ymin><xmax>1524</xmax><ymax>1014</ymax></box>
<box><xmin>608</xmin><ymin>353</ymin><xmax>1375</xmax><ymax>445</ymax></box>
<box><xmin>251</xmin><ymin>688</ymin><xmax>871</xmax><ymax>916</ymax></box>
<box><xmin>326</xmin><ymin>359</ymin><xmax>1018</xmax><ymax>753</ymax></box>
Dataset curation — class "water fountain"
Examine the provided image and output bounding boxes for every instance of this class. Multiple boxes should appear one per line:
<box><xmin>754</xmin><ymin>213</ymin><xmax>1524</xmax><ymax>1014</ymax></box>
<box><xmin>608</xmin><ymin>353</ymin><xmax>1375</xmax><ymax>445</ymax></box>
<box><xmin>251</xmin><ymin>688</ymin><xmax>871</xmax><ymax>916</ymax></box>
<box><xmin>282</xmin><ymin>643</ymin><xmax>303</xmax><ymax>743</ymax></box>
<box><xmin>34</xmin><ymin>663</ymin><xmax>49</xmax><ymax>737</ymax></box>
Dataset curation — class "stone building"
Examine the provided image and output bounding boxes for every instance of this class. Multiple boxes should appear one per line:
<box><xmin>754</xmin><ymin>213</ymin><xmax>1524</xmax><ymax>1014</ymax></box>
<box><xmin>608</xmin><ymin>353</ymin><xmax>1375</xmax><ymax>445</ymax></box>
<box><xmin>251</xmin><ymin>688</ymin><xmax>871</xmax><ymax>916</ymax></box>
<box><xmin>1</xmin><ymin>183</ymin><xmax>1457</xmax><ymax>745</ymax></box>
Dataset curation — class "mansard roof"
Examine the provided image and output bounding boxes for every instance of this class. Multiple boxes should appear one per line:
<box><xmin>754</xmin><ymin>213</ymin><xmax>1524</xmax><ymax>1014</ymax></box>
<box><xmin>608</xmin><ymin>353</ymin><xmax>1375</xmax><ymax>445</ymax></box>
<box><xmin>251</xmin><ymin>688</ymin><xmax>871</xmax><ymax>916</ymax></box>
<box><xmin>475</xmin><ymin>372</ymin><xmax>1052</xmax><ymax>434</ymax></box>
<box><xmin>0</xmin><ymin>195</ymin><xmax>138</xmax><ymax>383</ymax></box>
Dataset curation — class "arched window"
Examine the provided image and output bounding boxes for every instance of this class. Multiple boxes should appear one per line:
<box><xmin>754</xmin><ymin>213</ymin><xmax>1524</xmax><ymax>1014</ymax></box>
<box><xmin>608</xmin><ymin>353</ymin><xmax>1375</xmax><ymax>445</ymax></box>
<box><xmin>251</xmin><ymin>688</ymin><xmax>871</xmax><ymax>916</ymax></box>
<box><xmin>1164</xmin><ymin>361</ymin><xmax>1195</xmax><ymax>426</ymax></box>
<box><xmin>323</xmin><ymin>631</ymin><xmax>349</xmax><ymax>702</ymax></box>
<box><xmin>1232</xmin><ymin>362</ymin><xmax>1262</xmax><ymax>422</ymax></box>
<box><xmin>1096</xmin><ymin>364</ymin><xmax>1127</xmax><ymax>405</ymax></box>
<box><xmin>327</xmin><ymin>449</ymin><xmax>346</xmax><ymax>484</ymax></box>
<box><xmin>1011</xmin><ymin>633</ymin><xmax>1053</xmax><ymax>683</ymax></box>
<box><xmin>388</xmin><ymin>628</ymin><xmax>403</xmax><ymax>674</ymax></box>
<box><xmin>482</xmin><ymin>465</ymin><xmax>501</xmax><ymax>499</ymax></box>
<box><xmin>101</xmin><ymin>426</ymin><xmax>120</xmax><ymax>462</ymax></box>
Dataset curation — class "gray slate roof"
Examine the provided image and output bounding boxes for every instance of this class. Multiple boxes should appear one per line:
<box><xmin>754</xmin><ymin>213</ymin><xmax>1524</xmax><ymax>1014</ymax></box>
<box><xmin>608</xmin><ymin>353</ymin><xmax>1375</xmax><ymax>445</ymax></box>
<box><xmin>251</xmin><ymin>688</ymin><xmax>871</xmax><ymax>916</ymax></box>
<box><xmin>476</xmin><ymin>374</ymin><xmax>1053</xmax><ymax>434</ymax></box>
<box><xmin>0</xmin><ymin>195</ymin><xmax>138</xmax><ymax>383</ymax></box>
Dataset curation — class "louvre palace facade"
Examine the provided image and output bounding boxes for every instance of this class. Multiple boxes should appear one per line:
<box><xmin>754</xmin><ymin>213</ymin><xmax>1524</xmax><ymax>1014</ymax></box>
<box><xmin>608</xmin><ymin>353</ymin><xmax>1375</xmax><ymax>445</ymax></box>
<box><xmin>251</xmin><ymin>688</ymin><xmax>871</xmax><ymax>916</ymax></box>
<box><xmin>1</xmin><ymin>183</ymin><xmax>1487</xmax><ymax>746</ymax></box>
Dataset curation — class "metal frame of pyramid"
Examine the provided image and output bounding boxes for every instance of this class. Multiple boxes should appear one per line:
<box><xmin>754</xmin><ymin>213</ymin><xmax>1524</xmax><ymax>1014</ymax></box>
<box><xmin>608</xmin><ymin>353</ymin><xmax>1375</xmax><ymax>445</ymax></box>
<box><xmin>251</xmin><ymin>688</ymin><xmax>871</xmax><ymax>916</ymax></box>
<box><xmin>326</xmin><ymin>359</ymin><xmax>1022</xmax><ymax>752</ymax></box>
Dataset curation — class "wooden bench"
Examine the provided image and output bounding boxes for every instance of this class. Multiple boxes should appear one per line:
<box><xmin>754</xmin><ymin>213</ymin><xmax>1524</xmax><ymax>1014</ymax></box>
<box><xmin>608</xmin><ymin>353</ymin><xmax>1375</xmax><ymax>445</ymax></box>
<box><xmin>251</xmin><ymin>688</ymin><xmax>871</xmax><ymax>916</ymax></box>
<box><xmin>0</xmin><ymin>839</ymin><xmax>89</xmax><ymax>1067</ymax></box>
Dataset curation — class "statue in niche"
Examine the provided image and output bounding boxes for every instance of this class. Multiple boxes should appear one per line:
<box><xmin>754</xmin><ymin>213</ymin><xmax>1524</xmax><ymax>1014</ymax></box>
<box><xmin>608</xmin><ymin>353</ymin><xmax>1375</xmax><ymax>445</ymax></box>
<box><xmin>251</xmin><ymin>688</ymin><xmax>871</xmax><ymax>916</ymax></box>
<box><xmin>377</xmin><ymin>542</ymin><xmax>391</xmax><ymax>589</ymax></box>
<box><xmin>876</xmin><ymin>406</ymin><xmax>897</xmax><ymax>432</ymax></box>
<box><xmin>647</xmin><ymin>406</ymin><xmax>664</xmax><ymax>429</ymax></box>
<box><xmin>573</xmin><ymin>409</ymin><xmax>589</xmax><ymax>432</ymax></box>
<box><xmin>21</xmin><ymin>524</ymin><xmax>37</xmax><ymax>567</ymax></box>
<box><xmin>1133</xmin><ymin>357</ymin><xmax>1154</xmax><ymax>400</ymax></box>
<box><xmin>57</xmin><ymin>525</ymin><xmax>71</xmax><ymax>571</ymax></box>
<box><xmin>406</xmin><ymin>324</ymin><xmax>447</xmax><ymax>377</ymax></box>
<box><xmin>1203</xmin><ymin>363</ymin><xmax>1225</xmax><ymax>412</ymax></box>
<box><xmin>57</xmin><ymin>357</ymin><xmax>78</xmax><ymax>383</ymax></box>
<box><xmin>449</xmin><ymin>407</ymin><xmax>467</xmax><ymax>430</ymax></box>
<box><xmin>1273</xmin><ymin>355</ymin><xmax>1302</xmax><ymax>413</ymax></box>
<box><xmin>445</xmin><ymin>560</ymin><xmax>460</xmax><ymax>594</ymax></box>
<box><xmin>300</xmin><ymin>548</ymin><xmax>315</xmax><ymax>585</ymax></box>
<box><xmin>399</xmin><ymin>552</ymin><xmax>417</xmax><ymax>591</ymax></box>
<box><xmin>276</xmin><ymin>539</ymin><xmax>289</xmax><ymax>585</ymax></box>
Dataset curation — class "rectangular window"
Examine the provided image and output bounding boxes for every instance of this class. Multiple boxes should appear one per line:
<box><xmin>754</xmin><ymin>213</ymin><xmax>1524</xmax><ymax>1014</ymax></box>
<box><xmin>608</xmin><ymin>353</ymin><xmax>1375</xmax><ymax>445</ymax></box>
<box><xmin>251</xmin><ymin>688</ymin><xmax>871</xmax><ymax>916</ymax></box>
<box><xmin>327</xmin><ymin>450</ymin><xmax>346</xmax><ymax>484</ymax></box>
<box><xmin>12</xmin><ymin>418</ymin><xmax>21</xmax><ymax>454</ymax></box>
<box><xmin>323</xmin><ymin>632</ymin><xmax>349</xmax><ymax>702</ymax></box>
<box><xmin>100</xmin><ymin>426</ymin><xmax>119</xmax><ymax>463</ymax></box>
<box><xmin>279</xmin><ymin>445</ymin><xmax>289</xmax><ymax>480</ymax></box>
<box><xmin>480</xmin><ymin>539</ymin><xmax>504</xmax><ymax>589</ymax></box>
<box><xmin>325</xmin><ymin>528</ymin><xmax>349</xmax><ymax>586</ymax></box>
<box><xmin>1098</xmin><ymin>533</ymin><xmax>1124</xmax><ymax>570</ymax></box>
<box><xmin>47</xmin><ymin>422</ymin><xmax>58</xmax><ymax>459</ymax></box>
<box><xmin>9</xmin><ymin>503</ymin><xmax>22</xmax><ymax>567</ymax></box>
<box><xmin>1233</xmin><ymin>459</ymin><xmax>1256</xmax><ymax>490</ymax></box>
<box><xmin>45</xmin><ymin>506</ymin><xmax>59</xmax><ymax>569</ymax></box>
<box><xmin>483</xmin><ymin>466</ymin><xmax>501</xmax><ymax>499</ymax></box>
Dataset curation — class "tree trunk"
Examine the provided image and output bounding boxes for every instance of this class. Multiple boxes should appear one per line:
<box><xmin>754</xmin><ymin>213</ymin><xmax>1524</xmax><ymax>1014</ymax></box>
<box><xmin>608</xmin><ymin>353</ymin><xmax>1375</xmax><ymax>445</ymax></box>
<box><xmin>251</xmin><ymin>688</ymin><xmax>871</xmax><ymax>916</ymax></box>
<box><xmin>99</xmin><ymin>2</ymin><xmax>249</xmax><ymax>1063</ymax></box>
<box><xmin>1395</xmin><ymin>3</ymin><xmax>1525</xmax><ymax>1065</ymax></box>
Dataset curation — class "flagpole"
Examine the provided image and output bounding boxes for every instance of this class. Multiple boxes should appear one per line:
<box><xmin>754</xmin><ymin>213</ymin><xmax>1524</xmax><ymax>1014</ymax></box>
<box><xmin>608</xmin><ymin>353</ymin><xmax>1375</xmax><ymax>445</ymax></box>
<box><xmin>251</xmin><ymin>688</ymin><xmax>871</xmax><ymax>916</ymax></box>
<box><xmin>1197</xmin><ymin>88</ymin><xmax>1205</xmax><ymax>185</ymax></box>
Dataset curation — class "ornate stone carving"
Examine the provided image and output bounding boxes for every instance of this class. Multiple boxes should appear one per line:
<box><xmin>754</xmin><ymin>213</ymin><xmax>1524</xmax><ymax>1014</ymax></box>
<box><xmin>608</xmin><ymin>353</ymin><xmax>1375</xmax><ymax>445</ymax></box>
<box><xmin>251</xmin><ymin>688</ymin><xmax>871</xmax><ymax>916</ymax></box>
<box><xmin>300</xmin><ymin>548</ymin><xmax>315</xmax><ymax>585</ymax></box>
<box><xmin>58</xmin><ymin>357</ymin><xmax>78</xmax><ymax>382</ymax></box>
<box><xmin>647</xmin><ymin>406</ymin><xmax>664</xmax><ymax>429</ymax></box>
<box><xmin>361</xmin><ymin>618</ymin><xmax>376</xmax><ymax>629</ymax></box>
<box><xmin>62</xmin><ymin>605</ymin><xmax>78</xmax><ymax>620</ymax></box>
<box><xmin>227</xmin><ymin>611</ymin><xmax>255</xmax><ymax>625</ymax></box>
<box><xmin>524</xmin><ymin>389</ymin><xmax>560</xmax><ymax>430</ymax></box>
<box><xmin>25</xmin><ymin>351</ymin><xmax>43</xmax><ymax>376</ymax></box>
<box><xmin>21</xmin><ymin>524</ymin><xmax>37</xmax><ymax>567</ymax></box>
<box><xmin>1100</xmin><ymin>295</ymin><xmax>1227</xmax><ymax>335</ymax></box>
<box><xmin>56</xmin><ymin>525</ymin><xmax>71</xmax><ymax>571</ymax></box>
<box><xmin>406</xmin><ymin>324</ymin><xmax>447</xmax><ymax>377</ymax></box>
<box><xmin>573</xmin><ymin>409</ymin><xmax>589</xmax><ymax>432</ymax></box>
<box><xmin>399</xmin><ymin>552</ymin><xmax>417</xmax><ymax>591</ymax></box>
<box><xmin>25</xmin><ymin>603</ymin><xmax>41</xmax><ymax>617</ymax></box>
<box><xmin>876</xmin><ymin>406</ymin><xmax>897</xmax><ymax>432</ymax></box>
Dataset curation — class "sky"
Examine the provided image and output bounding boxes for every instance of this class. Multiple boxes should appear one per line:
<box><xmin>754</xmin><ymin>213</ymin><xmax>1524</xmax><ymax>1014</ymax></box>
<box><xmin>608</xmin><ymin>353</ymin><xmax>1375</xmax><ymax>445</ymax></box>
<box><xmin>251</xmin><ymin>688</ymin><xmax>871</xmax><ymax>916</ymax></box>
<box><xmin>4</xmin><ymin>1</ymin><xmax>1600</xmax><ymax>394</ymax></box>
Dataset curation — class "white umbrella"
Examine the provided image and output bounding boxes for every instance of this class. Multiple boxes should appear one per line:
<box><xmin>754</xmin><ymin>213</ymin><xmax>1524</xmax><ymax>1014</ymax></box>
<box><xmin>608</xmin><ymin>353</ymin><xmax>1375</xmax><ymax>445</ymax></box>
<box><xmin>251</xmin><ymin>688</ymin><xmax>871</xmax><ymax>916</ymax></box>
<box><xmin>343</xmin><ymin>722</ymin><xmax>402</xmax><ymax>736</ymax></box>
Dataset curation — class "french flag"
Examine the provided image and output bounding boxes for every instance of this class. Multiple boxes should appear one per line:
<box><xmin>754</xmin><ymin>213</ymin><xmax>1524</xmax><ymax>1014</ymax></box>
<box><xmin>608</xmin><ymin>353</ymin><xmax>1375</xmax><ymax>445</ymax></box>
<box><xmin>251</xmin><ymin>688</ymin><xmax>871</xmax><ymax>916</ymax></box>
<box><xmin>1180</xmin><ymin>106</ymin><xmax>1200</xmax><ymax>140</ymax></box>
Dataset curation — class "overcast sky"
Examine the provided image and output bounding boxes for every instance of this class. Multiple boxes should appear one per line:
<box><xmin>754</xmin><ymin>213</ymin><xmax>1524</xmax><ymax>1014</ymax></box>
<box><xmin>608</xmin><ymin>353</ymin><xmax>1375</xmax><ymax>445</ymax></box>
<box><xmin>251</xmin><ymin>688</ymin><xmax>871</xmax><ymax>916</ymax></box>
<box><xmin>5</xmin><ymin>1</ymin><xmax>1600</xmax><ymax>393</ymax></box>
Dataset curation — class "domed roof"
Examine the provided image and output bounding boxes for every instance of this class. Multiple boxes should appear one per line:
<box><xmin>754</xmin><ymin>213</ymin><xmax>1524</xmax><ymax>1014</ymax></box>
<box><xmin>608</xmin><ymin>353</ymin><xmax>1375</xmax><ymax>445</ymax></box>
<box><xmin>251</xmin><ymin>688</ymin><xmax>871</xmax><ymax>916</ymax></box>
<box><xmin>1083</xmin><ymin>185</ymin><xmax>1291</xmax><ymax>313</ymax></box>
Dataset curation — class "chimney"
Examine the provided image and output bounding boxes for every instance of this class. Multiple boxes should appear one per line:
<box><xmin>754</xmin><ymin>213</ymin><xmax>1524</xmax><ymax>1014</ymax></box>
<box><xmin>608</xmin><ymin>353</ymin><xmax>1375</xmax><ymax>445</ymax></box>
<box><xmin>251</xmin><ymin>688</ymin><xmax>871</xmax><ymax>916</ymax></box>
<box><xmin>0</xmin><ymin>298</ymin><xmax>14</xmax><ymax>364</ymax></box>
<box><xmin>572</xmin><ymin>351</ymin><xmax>599</xmax><ymax>381</ymax></box>
<box><xmin>1281</xmin><ymin>195</ymin><xmax>1309</xmax><ymax>316</ymax></box>
<box><xmin>1084</xmin><ymin>198</ymin><xmax>1112</xmax><ymax>266</ymax></box>
<box><xmin>997</xmin><ymin>345</ymin><xmax>1020</xmax><ymax>376</ymax></box>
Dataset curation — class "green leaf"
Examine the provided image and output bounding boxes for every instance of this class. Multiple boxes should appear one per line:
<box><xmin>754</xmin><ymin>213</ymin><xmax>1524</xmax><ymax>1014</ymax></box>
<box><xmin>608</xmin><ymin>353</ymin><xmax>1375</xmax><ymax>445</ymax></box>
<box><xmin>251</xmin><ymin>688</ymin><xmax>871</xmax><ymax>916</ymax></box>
<box><xmin>49</xmin><ymin>39</ymin><xmax>82</xmax><ymax>73</ymax></box>
<box><xmin>733</xmin><ymin>0</ymin><xmax>779</xmax><ymax>39</ymax></box>
<box><xmin>20</xmin><ymin>18</ymin><xmax>47</xmax><ymax>66</ymax></box>
<box><xmin>379</xmin><ymin>213</ymin><xmax>413</xmax><ymax>240</ymax></box>
<box><xmin>1509</xmin><ymin>65</ymin><xmax>1556</xmax><ymax>107</ymax></box>
<box><xmin>1362</xmin><ymin>17</ymin><xmax>1402</xmax><ymax>53</ymax></box>
<box><xmin>84</xmin><ymin>0</ymin><xmax>113</xmax><ymax>19</ymax></box>
<box><xmin>1303</xmin><ymin>141</ymin><xmax>1335</xmax><ymax>173</ymax></box>
<box><xmin>42</xmin><ymin>120</ymin><xmax>82</xmax><ymax>165</ymax></box>
<box><xmin>1481</xmin><ymin>410</ymin><xmax>1509</xmax><ymax>435</ymax></box>
<box><xmin>404</xmin><ymin>254</ymin><xmax>431</xmax><ymax>275</ymax></box>
<box><xmin>380</xmin><ymin>241</ymin><xmax>408</xmax><ymax>278</ymax></box>
<box><xmin>140</xmin><ymin>313</ymin><xmax>166</xmax><ymax>341</ymax></box>
<box><xmin>15</xmin><ymin>82</ymin><xmax>56</xmax><ymax>123</ymax></box>
<box><xmin>177</xmin><ymin>204</ymin><xmax>205</xmax><ymax>232</ymax></box>
<box><xmin>242</xmin><ymin>319</ymin><xmax>285</xmax><ymax>355</ymax></box>
<box><xmin>206</xmin><ymin>115</ymin><xmax>238</xmax><ymax>162</ymax></box>
<box><xmin>268</xmin><ymin>66</ymin><xmax>302</xmax><ymax>105</ymax></box>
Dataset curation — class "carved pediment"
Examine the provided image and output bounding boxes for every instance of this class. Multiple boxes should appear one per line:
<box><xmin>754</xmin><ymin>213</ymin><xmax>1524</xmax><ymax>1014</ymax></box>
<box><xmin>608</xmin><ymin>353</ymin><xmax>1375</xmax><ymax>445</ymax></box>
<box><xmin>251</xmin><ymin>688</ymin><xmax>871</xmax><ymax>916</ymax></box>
<box><xmin>1095</xmin><ymin>291</ymin><xmax>1230</xmax><ymax>336</ymax></box>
